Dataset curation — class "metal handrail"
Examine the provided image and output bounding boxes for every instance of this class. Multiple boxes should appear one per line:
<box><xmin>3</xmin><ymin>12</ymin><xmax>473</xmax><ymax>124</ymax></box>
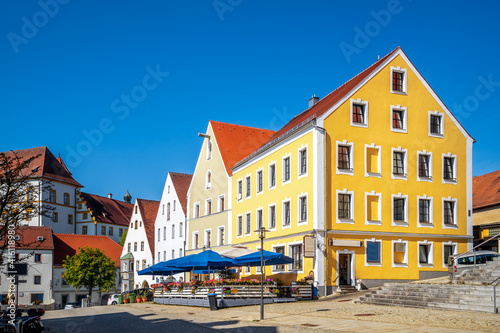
<box><xmin>491</xmin><ymin>275</ymin><xmax>500</xmax><ymax>313</ymax></box>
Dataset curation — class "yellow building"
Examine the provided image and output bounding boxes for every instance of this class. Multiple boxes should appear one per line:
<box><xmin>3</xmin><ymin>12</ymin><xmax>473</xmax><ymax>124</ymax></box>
<box><xmin>231</xmin><ymin>47</ymin><xmax>474</xmax><ymax>294</ymax></box>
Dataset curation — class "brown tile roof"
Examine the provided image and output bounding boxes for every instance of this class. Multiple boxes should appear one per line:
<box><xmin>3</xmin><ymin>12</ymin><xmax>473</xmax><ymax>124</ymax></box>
<box><xmin>53</xmin><ymin>233</ymin><xmax>122</xmax><ymax>267</ymax></box>
<box><xmin>0</xmin><ymin>226</ymin><xmax>54</xmax><ymax>250</ymax></box>
<box><xmin>169</xmin><ymin>172</ymin><xmax>193</xmax><ymax>215</ymax></box>
<box><xmin>209</xmin><ymin>120</ymin><xmax>276</xmax><ymax>176</ymax></box>
<box><xmin>473</xmin><ymin>170</ymin><xmax>500</xmax><ymax>209</ymax></box>
<box><xmin>1</xmin><ymin>146</ymin><xmax>82</xmax><ymax>187</ymax></box>
<box><xmin>136</xmin><ymin>199</ymin><xmax>160</xmax><ymax>253</ymax></box>
<box><xmin>80</xmin><ymin>192</ymin><xmax>134</xmax><ymax>227</ymax></box>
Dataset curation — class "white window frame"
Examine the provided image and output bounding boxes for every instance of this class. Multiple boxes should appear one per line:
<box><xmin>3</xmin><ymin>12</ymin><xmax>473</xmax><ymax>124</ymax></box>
<box><xmin>245</xmin><ymin>174</ymin><xmax>251</xmax><ymax>199</ymax></box>
<box><xmin>417</xmin><ymin>240</ymin><xmax>434</xmax><ymax>268</ymax></box>
<box><xmin>365</xmin><ymin>238</ymin><xmax>382</xmax><ymax>267</ymax></box>
<box><xmin>236</xmin><ymin>214</ymin><xmax>243</xmax><ymax>238</ymax></box>
<box><xmin>428</xmin><ymin>111</ymin><xmax>444</xmax><ymax>138</ymax></box>
<box><xmin>237</xmin><ymin>178</ymin><xmax>243</xmax><ymax>201</ymax></box>
<box><xmin>364</xmin><ymin>143</ymin><xmax>381</xmax><ymax>178</ymax></box>
<box><xmin>442</xmin><ymin>197</ymin><xmax>458</xmax><ymax>229</ymax></box>
<box><xmin>391</xmin><ymin>239</ymin><xmax>408</xmax><ymax>267</ymax></box>
<box><xmin>390</xmin><ymin>105</ymin><xmax>407</xmax><ymax>133</ymax></box>
<box><xmin>442</xmin><ymin>153</ymin><xmax>457</xmax><ymax>185</ymax></box>
<box><xmin>268</xmin><ymin>203</ymin><xmax>276</xmax><ymax>231</ymax></box>
<box><xmin>390</xmin><ymin>66</ymin><xmax>407</xmax><ymax>95</ymax></box>
<box><xmin>204</xmin><ymin>228</ymin><xmax>212</xmax><ymax>247</ymax></box>
<box><xmin>256</xmin><ymin>168</ymin><xmax>263</xmax><ymax>195</ymax></box>
<box><xmin>288</xmin><ymin>241</ymin><xmax>304</xmax><ymax>273</ymax></box>
<box><xmin>218</xmin><ymin>195</ymin><xmax>225</xmax><ymax>213</ymax></box>
<box><xmin>298</xmin><ymin>145</ymin><xmax>308</xmax><ymax>179</ymax></box>
<box><xmin>192</xmin><ymin>232</ymin><xmax>199</xmax><ymax>250</ymax></box>
<box><xmin>442</xmin><ymin>241</ymin><xmax>458</xmax><ymax>268</ymax></box>
<box><xmin>206</xmin><ymin>170</ymin><xmax>212</xmax><ymax>189</ymax></box>
<box><xmin>282</xmin><ymin>154</ymin><xmax>291</xmax><ymax>185</ymax></box>
<box><xmin>268</xmin><ymin>161</ymin><xmax>276</xmax><ymax>190</ymax></box>
<box><xmin>336</xmin><ymin>140</ymin><xmax>354</xmax><ymax>176</ymax></box>
<box><xmin>350</xmin><ymin>98</ymin><xmax>369</xmax><ymax>128</ymax></box>
<box><xmin>297</xmin><ymin>193</ymin><xmax>308</xmax><ymax>225</ymax></box>
<box><xmin>256</xmin><ymin>208</ymin><xmax>263</xmax><ymax>230</ymax></box>
<box><xmin>171</xmin><ymin>224</ymin><xmax>175</xmax><ymax>239</ymax></box>
<box><xmin>193</xmin><ymin>202</ymin><xmax>200</xmax><ymax>218</ymax></box>
<box><xmin>217</xmin><ymin>226</ymin><xmax>225</xmax><ymax>246</ymax></box>
<box><xmin>365</xmin><ymin>191</ymin><xmax>381</xmax><ymax>225</ymax></box>
<box><xmin>282</xmin><ymin>198</ymin><xmax>291</xmax><ymax>229</ymax></box>
<box><xmin>391</xmin><ymin>193</ymin><xmax>408</xmax><ymax>227</ymax></box>
<box><xmin>417</xmin><ymin>150</ymin><xmax>433</xmax><ymax>183</ymax></box>
<box><xmin>336</xmin><ymin>189</ymin><xmax>354</xmax><ymax>224</ymax></box>
<box><xmin>179</xmin><ymin>222</ymin><xmax>183</xmax><ymax>237</ymax></box>
<box><xmin>272</xmin><ymin>243</ymin><xmax>286</xmax><ymax>273</ymax></box>
<box><xmin>391</xmin><ymin>147</ymin><xmax>408</xmax><ymax>180</ymax></box>
<box><xmin>205</xmin><ymin>198</ymin><xmax>212</xmax><ymax>215</ymax></box>
<box><xmin>245</xmin><ymin>212</ymin><xmax>251</xmax><ymax>236</ymax></box>
<box><xmin>417</xmin><ymin>195</ymin><xmax>434</xmax><ymax>228</ymax></box>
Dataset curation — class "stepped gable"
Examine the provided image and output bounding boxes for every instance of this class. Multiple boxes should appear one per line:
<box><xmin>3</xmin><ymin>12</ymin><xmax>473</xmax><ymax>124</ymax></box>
<box><xmin>136</xmin><ymin>199</ymin><xmax>160</xmax><ymax>253</ymax></box>
<box><xmin>209</xmin><ymin>120</ymin><xmax>275</xmax><ymax>175</ymax></box>
<box><xmin>169</xmin><ymin>172</ymin><xmax>192</xmax><ymax>215</ymax></box>
<box><xmin>80</xmin><ymin>192</ymin><xmax>134</xmax><ymax>227</ymax></box>
<box><xmin>52</xmin><ymin>233</ymin><xmax>122</xmax><ymax>267</ymax></box>
<box><xmin>1</xmin><ymin>146</ymin><xmax>82</xmax><ymax>187</ymax></box>
<box><xmin>473</xmin><ymin>169</ymin><xmax>500</xmax><ymax>210</ymax></box>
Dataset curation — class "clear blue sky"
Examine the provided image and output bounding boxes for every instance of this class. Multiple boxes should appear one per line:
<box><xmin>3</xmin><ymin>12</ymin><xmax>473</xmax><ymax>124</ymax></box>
<box><xmin>1</xmin><ymin>1</ymin><xmax>499</xmax><ymax>201</ymax></box>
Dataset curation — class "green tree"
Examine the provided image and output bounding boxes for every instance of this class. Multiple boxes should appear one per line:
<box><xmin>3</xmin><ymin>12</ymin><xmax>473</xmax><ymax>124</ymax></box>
<box><xmin>63</xmin><ymin>246</ymin><xmax>117</xmax><ymax>302</ymax></box>
<box><xmin>118</xmin><ymin>229</ymin><xmax>128</xmax><ymax>246</ymax></box>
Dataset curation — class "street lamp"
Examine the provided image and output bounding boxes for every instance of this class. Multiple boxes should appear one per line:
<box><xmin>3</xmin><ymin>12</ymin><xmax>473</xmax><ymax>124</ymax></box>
<box><xmin>254</xmin><ymin>226</ymin><xmax>269</xmax><ymax>320</ymax></box>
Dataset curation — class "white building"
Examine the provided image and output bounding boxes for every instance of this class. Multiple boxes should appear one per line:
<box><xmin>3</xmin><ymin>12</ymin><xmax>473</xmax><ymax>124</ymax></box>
<box><xmin>120</xmin><ymin>198</ymin><xmax>159</xmax><ymax>292</ymax></box>
<box><xmin>154</xmin><ymin>172</ymin><xmax>192</xmax><ymax>281</ymax></box>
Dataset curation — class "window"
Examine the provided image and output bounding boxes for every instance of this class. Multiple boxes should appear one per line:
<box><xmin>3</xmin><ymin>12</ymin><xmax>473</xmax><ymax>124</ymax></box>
<box><xmin>194</xmin><ymin>232</ymin><xmax>199</xmax><ymax>249</ymax></box>
<box><xmin>27</xmin><ymin>188</ymin><xmax>34</xmax><ymax>202</ymax></box>
<box><xmin>194</xmin><ymin>203</ymin><xmax>200</xmax><ymax>218</ymax></box>
<box><xmin>365</xmin><ymin>192</ymin><xmax>381</xmax><ymax>224</ymax></box>
<box><xmin>135</xmin><ymin>221</ymin><xmax>138</xmax><ymax>229</ymax></box>
<box><xmin>417</xmin><ymin>152</ymin><xmax>432</xmax><ymax>181</ymax></box>
<box><xmin>83</xmin><ymin>213</ymin><xmax>88</xmax><ymax>220</ymax></box>
<box><xmin>179</xmin><ymin>222</ymin><xmax>183</xmax><ymax>237</ymax></box>
<box><xmin>179</xmin><ymin>248</ymin><xmax>182</xmax><ymax>257</ymax></box>
<box><xmin>135</xmin><ymin>206</ymin><xmax>137</xmax><ymax>214</ymax></box>
<box><xmin>245</xmin><ymin>176</ymin><xmax>251</xmax><ymax>198</ymax></box>
<box><xmin>392</xmin><ymin>240</ymin><xmax>408</xmax><ymax>267</ymax></box>
<box><xmin>290</xmin><ymin>244</ymin><xmax>302</xmax><ymax>270</ymax></box>
<box><xmin>171</xmin><ymin>250</ymin><xmax>175</xmax><ymax>259</ymax></box>
<box><xmin>163</xmin><ymin>227</ymin><xmax>166</xmax><ymax>240</ymax></box>
<box><xmin>283</xmin><ymin>201</ymin><xmax>291</xmax><ymax>226</ymax></box>
<box><xmin>274</xmin><ymin>246</ymin><xmax>285</xmax><ymax>271</ymax></box>
<box><xmin>391</xmin><ymin>105</ymin><xmax>407</xmax><ymax>132</ymax></box>
<box><xmin>172</xmin><ymin>224</ymin><xmax>175</xmax><ymax>239</ymax></box>
<box><xmin>393</xmin><ymin>198</ymin><xmax>405</xmax><ymax>223</ymax></box>
<box><xmin>206</xmin><ymin>171</ymin><xmax>212</xmax><ymax>189</ymax></box>
<box><xmin>173</xmin><ymin>200</ymin><xmax>176</xmax><ymax>211</ymax></box>
<box><xmin>218</xmin><ymin>195</ymin><xmax>225</xmax><ymax>212</ymax></box>
<box><xmin>34</xmin><ymin>275</ymin><xmax>41</xmax><ymax>285</ymax></box>
<box><xmin>283</xmin><ymin>157</ymin><xmax>291</xmax><ymax>183</ymax></box>
<box><xmin>78</xmin><ymin>203</ymin><xmax>82</xmax><ymax>209</ymax></box>
<box><xmin>299</xmin><ymin>148</ymin><xmax>307</xmax><ymax>176</ymax></box>
<box><xmin>26</xmin><ymin>210</ymin><xmax>32</xmax><ymax>221</ymax></box>
<box><xmin>443</xmin><ymin>200</ymin><xmax>456</xmax><ymax>226</ymax></box>
<box><xmin>205</xmin><ymin>230</ymin><xmax>211</xmax><ymax>247</ymax></box>
<box><xmin>206</xmin><ymin>199</ymin><xmax>212</xmax><ymax>215</ymax></box>
<box><xmin>269</xmin><ymin>164</ymin><xmax>276</xmax><ymax>188</ymax></box>
<box><xmin>418</xmin><ymin>241</ymin><xmax>433</xmax><ymax>266</ymax></box>
<box><xmin>163</xmin><ymin>251</ymin><xmax>166</xmax><ymax>261</ymax></box>
<box><xmin>207</xmin><ymin>139</ymin><xmax>212</xmax><ymax>160</ymax></box>
<box><xmin>391</xmin><ymin>67</ymin><xmax>407</xmax><ymax>94</ymax></box>
<box><xmin>63</xmin><ymin>193</ymin><xmax>69</xmax><ymax>206</ymax></box>
<box><xmin>392</xmin><ymin>194</ymin><xmax>408</xmax><ymax>226</ymax></box>
<box><xmin>101</xmin><ymin>226</ymin><xmax>106</xmax><ymax>235</ymax></box>
<box><xmin>34</xmin><ymin>254</ymin><xmax>41</xmax><ymax>263</ymax></box>
<box><xmin>119</xmin><ymin>228</ymin><xmax>123</xmax><ymax>237</ymax></box>
<box><xmin>108</xmin><ymin>227</ymin><xmax>113</xmax><ymax>236</ymax></box>
<box><xmin>237</xmin><ymin>215</ymin><xmax>243</xmax><ymax>236</ymax></box>
<box><xmin>429</xmin><ymin>112</ymin><xmax>444</xmax><ymax>136</ymax></box>
<box><xmin>366</xmin><ymin>240</ymin><xmax>381</xmax><ymax>265</ymax></box>
<box><xmin>298</xmin><ymin>196</ymin><xmax>307</xmax><ymax>223</ymax></box>
<box><xmin>52</xmin><ymin>212</ymin><xmax>58</xmax><ymax>222</ymax></box>
<box><xmin>392</xmin><ymin>150</ymin><xmax>406</xmax><ymax>177</ymax></box>
<box><xmin>82</xmin><ymin>226</ymin><xmax>88</xmax><ymax>235</ymax></box>
<box><xmin>256</xmin><ymin>209</ymin><xmax>263</xmax><ymax>229</ymax></box>
<box><xmin>66</xmin><ymin>214</ymin><xmax>73</xmax><ymax>224</ymax></box>
<box><xmin>443</xmin><ymin>243</ymin><xmax>456</xmax><ymax>267</ymax></box>
<box><xmin>269</xmin><ymin>205</ymin><xmax>276</xmax><ymax>229</ymax></box>
<box><xmin>237</xmin><ymin>180</ymin><xmax>243</xmax><ymax>200</ymax></box>
<box><xmin>257</xmin><ymin>170</ymin><xmax>263</xmax><ymax>193</ymax></box>
<box><xmin>337</xmin><ymin>192</ymin><xmax>352</xmax><ymax>221</ymax></box>
<box><xmin>142</xmin><ymin>259</ymin><xmax>147</xmax><ymax>269</ymax></box>
<box><xmin>167</xmin><ymin>203</ymin><xmax>171</xmax><ymax>220</ymax></box>
<box><xmin>418</xmin><ymin>198</ymin><xmax>431</xmax><ymax>224</ymax></box>
<box><xmin>127</xmin><ymin>243</ymin><xmax>131</xmax><ymax>253</ymax></box>
<box><xmin>218</xmin><ymin>227</ymin><xmax>225</xmax><ymax>246</ymax></box>
<box><xmin>245</xmin><ymin>213</ymin><xmax>251</xmax><ymax>235</ymax></box>
<box><xmin>141</xmin><ymin>241</ymin><xmax>144</xmax><ymax>251</ymax></box>
<box><xmin>443</xmin><ymin>156</ymin><xmax>456</xmax><ymax>182</ymax></box>
<box><xmin>136</xmin><ymin>260</ymin><xmax>139</xmax><ymax>271</ymax></box>
<box><xmin>162</xmin><ymin>205</ymin><xmax>164</xmax><ymax>215</ymax></box>
<box><xmin>338</xmin><ymin>145</ymin><xmax>350</xmax><ymax>170</ymax></box>
<box><xmin>134</xmin><ymin>242</ymin><xmax>137</xmax><ymax>251</ymax></box>
<box><xmin>351</xmin><ymin>99</ymin><xmax>368</xmax><ymax>127</ymax></box>
<box><xmin>49</xmin><ymin>190</ymin><xmax>55</xmax><ymax>203</ymax></box>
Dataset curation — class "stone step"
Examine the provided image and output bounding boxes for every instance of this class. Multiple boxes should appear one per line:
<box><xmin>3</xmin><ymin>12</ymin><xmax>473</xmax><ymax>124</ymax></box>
<box><xmin>364</xmin><ymin>293</ymin><xmax>497</xmax><ymax>304</ymax></box>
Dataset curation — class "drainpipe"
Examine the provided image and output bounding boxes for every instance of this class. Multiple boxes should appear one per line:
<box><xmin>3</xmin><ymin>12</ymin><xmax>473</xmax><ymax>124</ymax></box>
<box><xmin>313</xmin><ymin>120</ymin><xmax>328</xmax><ymax>297</ymax></box>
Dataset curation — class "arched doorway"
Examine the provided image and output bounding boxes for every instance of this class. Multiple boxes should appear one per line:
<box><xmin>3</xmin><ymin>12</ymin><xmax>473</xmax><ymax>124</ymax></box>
<box><xmin>142</xmin><ymin>280</ymin><xmax>149</xmax><ymax>288</ymax></box>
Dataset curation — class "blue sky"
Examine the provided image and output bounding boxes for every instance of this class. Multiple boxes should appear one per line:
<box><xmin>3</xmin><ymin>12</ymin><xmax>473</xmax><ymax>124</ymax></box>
<box><xmin>1</xmin><ymin>1</ymin><xmax>499</xmax><ymax>201</ymax></box>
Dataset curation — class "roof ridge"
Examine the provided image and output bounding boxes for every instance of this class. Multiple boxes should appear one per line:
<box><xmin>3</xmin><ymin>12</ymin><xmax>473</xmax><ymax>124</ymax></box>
<box><xmin>209</xmin><ymin>120</ymin><xmax>273</xmax><ymax>132</ymax></box>
<box><xmin>82</xmin><ymin>191</ymin><xmax>132</xmax><ymax>204</ymax></box>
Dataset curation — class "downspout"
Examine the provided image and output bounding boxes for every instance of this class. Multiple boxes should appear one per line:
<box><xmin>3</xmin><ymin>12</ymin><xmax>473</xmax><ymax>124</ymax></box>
<box><xmin>313</xmin><ymin>120</ymin><xmax>328</xmax><ymax>297</ymax></box>
<box><xmin>38</xmin><ymin>179</ymin><xmax>42</xmax><ymax>227</ymax></box>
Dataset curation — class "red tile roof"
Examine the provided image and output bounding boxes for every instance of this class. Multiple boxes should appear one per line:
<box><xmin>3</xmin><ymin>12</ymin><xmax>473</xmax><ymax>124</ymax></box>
<box><xmin>473</xmin><ymin>170</ymin><xmax>500</xmax><ymax>210</ymax></box>
<box><xmin>209</xmin><ymin>120</ymin><xmax>276</xmax><ymax>176</ymax></box>
<box><xmin>1</xmin><ymin>146</ymin><xmax>82</xmax><ymax>187</ymax></box>
<box><xmin>136</xmin><ymin>199</ymin><xmax>160</xmax><ymax>253</ymax></box>
<box><xmin>80</xmin><ymin>192</ymin><xmax>134</xmax><ymax>227</ymax></box>
<box><xmin>0</xmin><ymin>226</ymin><xmax>54</xmax><ymax>250</ymax></box>
<box><xmin>169</xmin><ymin>172</ymin><xmax>193</xmax><ymax>215</ymax></box>
<box><xmin>53</xmin><ymin>233</ymin><xmax>122</xmax><ymax>267</ymax></box>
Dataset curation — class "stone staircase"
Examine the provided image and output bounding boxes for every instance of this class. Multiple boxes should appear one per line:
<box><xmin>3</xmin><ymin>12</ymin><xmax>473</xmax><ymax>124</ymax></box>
<box><xmin>358</xmin><ymin>260</ymin><xmax>500</xmax><ymax>313</ymax></box>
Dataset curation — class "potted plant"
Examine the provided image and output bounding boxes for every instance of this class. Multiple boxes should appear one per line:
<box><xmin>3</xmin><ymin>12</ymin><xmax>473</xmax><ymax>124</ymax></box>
<box><xmin>141</xmin><ymin>291</ymin><xmax>148</xmax><ymax>303</ymax></box>
<box><xmin>123</xmin><ymin>293</ymin><xmax>130</xmax><ymax>303</ymax></box>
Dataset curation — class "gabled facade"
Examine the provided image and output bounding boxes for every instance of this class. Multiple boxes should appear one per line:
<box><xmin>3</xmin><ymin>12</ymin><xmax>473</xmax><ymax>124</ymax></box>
<box><xmin>52</xmin><ymin>233</ymin><xmax>122</xmax><ymax>308</ymax></box>
<box><xmin>76</xmin><ymin>192</ymin><xmax>133</xmax><ymax>243</ymax></box>
<box><xmin>186</xmin><ymin>121</ymin><xmax>275</xmax><ymax>256</ymax></box>
<box><xmin>120</xmin><ymin>198</ymin><xmax>159</xmax><ymax>292</ymax></box>
<box><xmin>155</xmin><ymin>172</ymin><xmax>192</xmax><ymax>281</ymax></box>
<box><xmin>472</xmin><ymin>169</ymin><xmax>500</xmax><ymax>251</ymax></box>
<box><xmin>231</xmin><ymin>47</ymin><xmax>474</xmax><ymax>294</ymax></box>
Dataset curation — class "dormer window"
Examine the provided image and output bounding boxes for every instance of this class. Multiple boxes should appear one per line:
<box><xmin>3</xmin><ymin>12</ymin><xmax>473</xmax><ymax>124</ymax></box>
<box><xmin>391</xmin><ymin>67</ymin><xmax>407</xmax><ymax>94</ymax></box>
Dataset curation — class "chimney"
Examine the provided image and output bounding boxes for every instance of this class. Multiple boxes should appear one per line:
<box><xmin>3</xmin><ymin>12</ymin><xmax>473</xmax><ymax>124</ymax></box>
<box><xmin>308</xmin><ymin>95</ymin><xmax>319</xmax><ymax>108</ymax></box>
<box><xmin>108</xmin><ymin>193</ymin><xmax>113</xmax><ymax>199</ymax></box>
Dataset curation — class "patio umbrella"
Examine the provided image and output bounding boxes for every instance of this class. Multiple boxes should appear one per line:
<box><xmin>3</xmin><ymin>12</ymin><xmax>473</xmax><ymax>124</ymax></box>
<box><xmin>218</xmin><ymin>245</ymin><xmax>257</xmax><ymax>259</ymax></box>
<box><xmin>137</xmin><ymin>262</ymin><xmax>188</xmax><ymax>276</ymax></box>
<box><xmin>174</xmin><ymin>250</ymin><xmax>234</xmax><ymax>270</ymax></box>
<box><xmin>232</xmin><ymin>250</ymin><xmax>294</xmax><ymax>267</ymax></box>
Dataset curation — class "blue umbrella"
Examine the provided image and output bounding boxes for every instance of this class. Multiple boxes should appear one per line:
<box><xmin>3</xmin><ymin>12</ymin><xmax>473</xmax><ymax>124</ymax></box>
<box><xmin>174</xmin><ymin>250</ymin><xmax>234</xmax><ymax>270</ymax></box>
<box><xmin>138</xmin><ymin>262</ymin><xmax>187</xmax><ymax>276</ymax></box>
<box><xmin>232</xmin><ymin>250</ymin><xmax>294</xmax><ymax>267</ymax></box>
